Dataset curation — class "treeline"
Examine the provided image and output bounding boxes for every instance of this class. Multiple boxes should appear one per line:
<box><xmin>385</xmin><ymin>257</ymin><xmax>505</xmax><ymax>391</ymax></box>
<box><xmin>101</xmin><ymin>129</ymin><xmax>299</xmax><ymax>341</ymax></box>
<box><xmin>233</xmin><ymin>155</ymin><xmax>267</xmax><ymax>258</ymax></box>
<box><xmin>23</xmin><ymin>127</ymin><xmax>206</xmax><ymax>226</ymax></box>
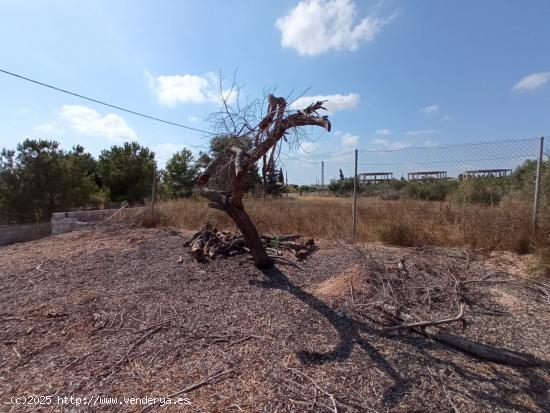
<box><xmin>326</xmin><ymin>160</ymin><xmax>549</xmax><ymax>205</ymax></box>
<box><xmin>0</xmin><ymin>137</ymin><xmax>284</xmax><ymax>224</ymax></box>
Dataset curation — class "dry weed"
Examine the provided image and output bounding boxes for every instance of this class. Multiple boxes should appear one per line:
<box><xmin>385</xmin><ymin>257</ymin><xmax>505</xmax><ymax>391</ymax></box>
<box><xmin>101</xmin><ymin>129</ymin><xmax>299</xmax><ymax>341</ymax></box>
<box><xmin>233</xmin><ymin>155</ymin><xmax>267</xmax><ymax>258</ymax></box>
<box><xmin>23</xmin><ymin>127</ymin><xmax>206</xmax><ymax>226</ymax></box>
<box><xmin>155</xmin><ymin>196</ymin><xmax>541</xmax><ymax>253</ymax></box>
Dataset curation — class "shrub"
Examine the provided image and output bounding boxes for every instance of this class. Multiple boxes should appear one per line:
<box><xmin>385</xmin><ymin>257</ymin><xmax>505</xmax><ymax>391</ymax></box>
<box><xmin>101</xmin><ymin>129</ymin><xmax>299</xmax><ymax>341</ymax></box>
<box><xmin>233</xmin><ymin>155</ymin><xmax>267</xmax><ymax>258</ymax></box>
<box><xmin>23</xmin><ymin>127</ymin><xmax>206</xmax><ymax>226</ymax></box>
<box><xmin>403</xmin><ymin>179</ymin><xmax>459</xmax><ymax>201</ymax></box>
<box><xmin>451</xmin><ymin>177</ymin><xmax>511</xmax><ymax>205</ymax></box>
<box><xmin>376</xmin><ymin>222</ymin><xmax>417</xmax><ymax>246</ymax></box>
<box><xmin>328</xmin><ymin>178</ymin><xmax>355</xmax><ymax>195</ymax></box>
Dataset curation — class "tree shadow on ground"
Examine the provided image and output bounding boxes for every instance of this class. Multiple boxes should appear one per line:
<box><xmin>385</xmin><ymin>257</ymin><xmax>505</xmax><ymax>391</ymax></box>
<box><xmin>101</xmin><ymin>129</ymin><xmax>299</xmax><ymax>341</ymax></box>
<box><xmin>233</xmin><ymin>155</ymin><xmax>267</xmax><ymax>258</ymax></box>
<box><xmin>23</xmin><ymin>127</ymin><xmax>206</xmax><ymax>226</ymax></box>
<box><xmin>252</xmin><ymin>266</ymin><xmax>550</xmax><ymax>412</ymax></box>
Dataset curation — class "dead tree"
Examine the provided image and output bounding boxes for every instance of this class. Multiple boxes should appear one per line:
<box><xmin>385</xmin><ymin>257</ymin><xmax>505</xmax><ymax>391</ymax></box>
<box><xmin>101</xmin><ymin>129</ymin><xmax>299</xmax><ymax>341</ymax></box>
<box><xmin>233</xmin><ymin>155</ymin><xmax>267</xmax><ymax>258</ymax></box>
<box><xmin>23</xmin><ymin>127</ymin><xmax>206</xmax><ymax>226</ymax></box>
<box><xmin>198</xmin><ymin>94</ymin><xmax>330</xmax><ymax>268</ymax></box>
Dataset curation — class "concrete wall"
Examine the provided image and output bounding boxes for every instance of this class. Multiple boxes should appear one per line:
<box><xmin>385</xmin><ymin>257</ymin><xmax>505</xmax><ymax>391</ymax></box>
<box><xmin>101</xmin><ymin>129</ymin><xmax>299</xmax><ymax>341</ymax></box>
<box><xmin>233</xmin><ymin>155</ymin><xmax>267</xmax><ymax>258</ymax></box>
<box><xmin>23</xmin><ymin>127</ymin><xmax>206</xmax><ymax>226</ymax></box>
<box><xmin>51</xmin><ymin>208</ymin><xmax>121</xmax><ymax>234</ymax></box>
<box><xmin>1</xmin><ymin>208</ymin><xmax>128</xmax><ymax>245</ymax></box>
<box><xmin>0</xmin><ymin>222</ymin><xmax>52</xmax><ymax>246</ymax></box>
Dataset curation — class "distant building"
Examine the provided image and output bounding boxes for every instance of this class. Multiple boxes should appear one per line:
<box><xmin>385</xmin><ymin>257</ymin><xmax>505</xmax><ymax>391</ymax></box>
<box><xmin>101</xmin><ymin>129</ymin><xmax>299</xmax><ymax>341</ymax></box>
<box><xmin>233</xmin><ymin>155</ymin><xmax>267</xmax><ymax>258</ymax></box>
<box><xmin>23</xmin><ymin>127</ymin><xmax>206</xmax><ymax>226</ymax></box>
<box><xmin>407</xmin><ymin>171</ymin><xmax>447</xmax><ymax>180</ymax></box>
<box><xmin>358</xmin><ymin>172</ymin><xmax>393</xmax><ymax>184</ymax></box>
<box><xmin>463</xmin><ymin>169</ymin><xmax>512</xmax><ymax>178</ymax></box>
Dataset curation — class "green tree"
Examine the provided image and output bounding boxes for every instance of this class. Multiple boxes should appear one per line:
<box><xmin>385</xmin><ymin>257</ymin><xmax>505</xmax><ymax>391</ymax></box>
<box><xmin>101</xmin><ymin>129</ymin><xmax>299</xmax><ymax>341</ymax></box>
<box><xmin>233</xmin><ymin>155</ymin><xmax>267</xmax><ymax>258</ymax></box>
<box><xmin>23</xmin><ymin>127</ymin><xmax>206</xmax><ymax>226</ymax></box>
<box><xmin>162</xmin><ymin>148</ymin><xmax>199</xmax><ymax>198</ymax></box>
<box><xmin>194</xmin><ymin>150</ymin><xmax>212</xmax><ymax>172</ymax></box>
<box><xmin>63</xmin><ymin>145</ymin><xmax>100</xmax><ymax>209</ymax></box>
<box><xmin>0</xmin><ymin>139</ymin><xmax>98</xmax><ymax>223</ymax></box>
<box><xmin>98</xmin><ymin>142</ymin><xmax>156</xmax><ymax>204</ymax></box>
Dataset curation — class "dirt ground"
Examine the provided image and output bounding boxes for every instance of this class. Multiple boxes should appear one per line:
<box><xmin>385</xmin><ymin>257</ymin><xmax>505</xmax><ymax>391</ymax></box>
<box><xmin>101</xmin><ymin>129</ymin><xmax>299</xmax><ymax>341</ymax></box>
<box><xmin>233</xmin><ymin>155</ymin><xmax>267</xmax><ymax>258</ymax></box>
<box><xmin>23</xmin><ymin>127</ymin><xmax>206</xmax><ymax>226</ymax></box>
<box><xmin>1</xmin><ymin>224</ymin><xmax>549</xmax><ymax>412</ymax></box>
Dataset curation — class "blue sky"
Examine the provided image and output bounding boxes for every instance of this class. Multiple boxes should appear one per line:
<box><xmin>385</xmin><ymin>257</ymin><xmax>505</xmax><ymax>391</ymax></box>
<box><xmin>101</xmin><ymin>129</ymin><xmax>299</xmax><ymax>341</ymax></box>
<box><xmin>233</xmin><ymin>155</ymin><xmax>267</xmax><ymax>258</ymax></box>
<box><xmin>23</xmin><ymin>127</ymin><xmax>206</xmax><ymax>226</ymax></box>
<box><xmin>1</xmin><ymin>0</ymin><xmax>549</xmax><ymax>168</ymax></box>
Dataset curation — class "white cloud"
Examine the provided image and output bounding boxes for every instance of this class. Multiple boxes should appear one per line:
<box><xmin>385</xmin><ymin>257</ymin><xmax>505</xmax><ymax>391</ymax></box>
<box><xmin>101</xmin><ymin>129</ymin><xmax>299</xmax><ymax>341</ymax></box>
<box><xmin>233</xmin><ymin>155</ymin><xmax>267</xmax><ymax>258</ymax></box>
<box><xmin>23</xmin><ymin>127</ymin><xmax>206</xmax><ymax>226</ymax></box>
<box><xmin>374</xmin><ymin>128</ymin><xmax>390</xmax><ymax>135</ymax></box>
<box><xmin>339</xmin><ymin>132</ymin><xmax>359</xmax><ymax>148</ymax></box>
<box><xmin>299</xmin><ymin>141</ymin><xmax>319</xmax><ymax>154</ymax></box>
<box><xmin>441</xmin><ymin>115</ymin><xmax>453</xmax><ymax>122</ymax></box>
<box><xmin>275</xmin><ymin>0</ymin><xmax>390</xmax><ymax>56</ymax></box>
<box><xmin>406</xmin><ymin>129</ymin><xmax>438</xmax><ymax>136</ymax></box>
<box><xmin>290</xmin><ymin>93</ymin><xmax>359</xmax><ymax>114</ymax></box>
<box><xmin>419</xmin><ymin>105</ymin><xmax>439</xmax><ymax>114</ymax></box>
<box><xmin>512</xmin><ymin>71</ymin><xmax>550</xmax><ymax>93</ymax></box>
<box><xmin>188</xmin><ymin>116</ymin><xmax>200</xmax><ymax>123</ymax></box>
<box><xmin>372</xmin><ymin>138</ymin><xmax>409</xmax><ymax>150</ymax></box>
<box><xmin>146</xmin><ymin>71</ymin><xmax>234</xmax><ymax>107</ymax></box>
<box><xmin>33</xmin><ymin>123</ymin><xmax>65</xmax><ymax>135</ymax></box>
<box><xmin>153</xmin><ymin>142</ymin><xmax>186</xmax><ymax>167</ymax></box>
<box><xmin>60</xmin><ymin>105</ymin><xmax>137</xmax><ymax>142</ymax></box>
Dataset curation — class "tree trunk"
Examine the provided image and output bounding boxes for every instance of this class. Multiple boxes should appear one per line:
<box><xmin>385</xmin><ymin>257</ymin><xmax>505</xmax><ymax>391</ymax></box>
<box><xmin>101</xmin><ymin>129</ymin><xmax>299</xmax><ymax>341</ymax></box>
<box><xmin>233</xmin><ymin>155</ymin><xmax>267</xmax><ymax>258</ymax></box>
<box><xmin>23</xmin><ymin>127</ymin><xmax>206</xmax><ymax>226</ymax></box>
<box><xmin>225</xmin><ymin>203</ymin><xmax>273</xmax><ymax>269</ymax></box>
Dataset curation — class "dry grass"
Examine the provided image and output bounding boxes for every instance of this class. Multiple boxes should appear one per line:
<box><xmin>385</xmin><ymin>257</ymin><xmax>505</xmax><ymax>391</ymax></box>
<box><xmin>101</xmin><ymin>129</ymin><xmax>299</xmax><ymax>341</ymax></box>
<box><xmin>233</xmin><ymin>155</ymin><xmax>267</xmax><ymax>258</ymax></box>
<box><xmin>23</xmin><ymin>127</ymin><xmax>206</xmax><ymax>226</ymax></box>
<box><xmin>155</xmin><ymin>195</ymin><xmax>540</xmax><ymax>253</ymax></box>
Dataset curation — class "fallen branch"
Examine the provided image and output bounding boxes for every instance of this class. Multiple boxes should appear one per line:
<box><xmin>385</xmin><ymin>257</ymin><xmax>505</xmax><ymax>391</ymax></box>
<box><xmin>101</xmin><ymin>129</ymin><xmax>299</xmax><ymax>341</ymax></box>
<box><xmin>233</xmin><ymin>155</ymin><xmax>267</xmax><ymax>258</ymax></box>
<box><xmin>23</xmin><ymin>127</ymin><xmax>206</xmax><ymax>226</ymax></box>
<box><xmin>382</xmin><ymin>303</ymin><xmax>465</xmax><ymax>332</ymax></box>
<box><xmin>270</xmin><ymin>255</ymin><xmax>304</xmax><ymax>270</ymax></box>
<box><xmin>140</xmin><ymin>369</ymin><xmax>234</xmax><ymax>413</ymax></box>
<box><xmin>64</xmin><ymin>351</ymin><xmax>94</xmax><ymax>370</ymax></box>
<box><xmin>114</xmin><ymin>325</ymin><xmax>164</xmax><ymax>369</ymax></box>
<box><xmin>381</xmin><ymin>304</ymin><xmax>542</xmax><ymax>367</ymax></box>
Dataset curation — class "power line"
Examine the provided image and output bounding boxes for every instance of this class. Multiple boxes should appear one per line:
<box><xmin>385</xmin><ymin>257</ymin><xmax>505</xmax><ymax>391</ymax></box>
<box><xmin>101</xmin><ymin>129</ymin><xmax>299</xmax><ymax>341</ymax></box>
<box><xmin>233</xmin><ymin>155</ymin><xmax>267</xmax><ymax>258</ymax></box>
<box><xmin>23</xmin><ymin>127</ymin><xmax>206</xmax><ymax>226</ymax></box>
<box><xmin>0</xmin><ymin>68</ymin><xmax>216</xmax><ymax>137</ymax></box>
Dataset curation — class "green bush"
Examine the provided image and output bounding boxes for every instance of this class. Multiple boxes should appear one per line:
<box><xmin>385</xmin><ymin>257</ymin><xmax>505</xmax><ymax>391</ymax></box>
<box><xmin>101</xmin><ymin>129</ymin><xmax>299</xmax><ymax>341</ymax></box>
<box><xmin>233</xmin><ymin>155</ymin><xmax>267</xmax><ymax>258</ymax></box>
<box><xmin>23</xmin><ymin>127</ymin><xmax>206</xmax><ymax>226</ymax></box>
<box><xmin>403</xmin><ymin>179</ymin><xmax>459</xmax><ymax>201</ymax></box>
<box><xmin>451</xmin><ymin>177</ymin><xmax>511</xmax><ymax>205</ymax></box>
<box><xmin>328</xmin><ymin>177</ymin><xmax>355</xmax><ymax>195</ymax></box>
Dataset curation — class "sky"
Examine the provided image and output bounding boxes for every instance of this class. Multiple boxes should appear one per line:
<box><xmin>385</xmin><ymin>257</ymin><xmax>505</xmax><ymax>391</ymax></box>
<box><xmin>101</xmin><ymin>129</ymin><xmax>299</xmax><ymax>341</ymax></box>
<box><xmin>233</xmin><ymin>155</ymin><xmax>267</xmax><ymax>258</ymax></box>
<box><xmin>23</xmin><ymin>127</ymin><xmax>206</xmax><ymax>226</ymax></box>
<box><xmin>1</xmin><ymin>0</ymin><xmax>549</xmax><ymax>174</ymax></box>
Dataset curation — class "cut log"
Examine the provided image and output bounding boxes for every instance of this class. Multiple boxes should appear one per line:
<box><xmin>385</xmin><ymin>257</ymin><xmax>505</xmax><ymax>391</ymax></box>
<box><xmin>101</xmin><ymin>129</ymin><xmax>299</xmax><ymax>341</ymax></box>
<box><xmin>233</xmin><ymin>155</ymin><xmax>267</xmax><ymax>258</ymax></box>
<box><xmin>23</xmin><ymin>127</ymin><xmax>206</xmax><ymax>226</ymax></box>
<box><xmin>381</xmin><ymin>304</ymin><xmax>542</xmax><ymax>367</ymax></box>
<box><xmin>185</xmin><ymin>225</ymin><xmax>315</xmax><ymax>266</ymax></box>
<box><xmin>295</xmin><ymin>249</ymin><xmax>309</xmax><ymax>260</ymax></box>
<box><xmin>183</xmin><ymin>230</ymin><xmax>202</xmax><ymax>247</ymax></box>
<box><xmin>190</xmin><ymin>238</ymin><xmax>205</xmax><ymax>261</ymax></box>
<box><xmin>261</xmin><ymin>234</ymin><xmax>302</xmax><ymax>242</ymax></box>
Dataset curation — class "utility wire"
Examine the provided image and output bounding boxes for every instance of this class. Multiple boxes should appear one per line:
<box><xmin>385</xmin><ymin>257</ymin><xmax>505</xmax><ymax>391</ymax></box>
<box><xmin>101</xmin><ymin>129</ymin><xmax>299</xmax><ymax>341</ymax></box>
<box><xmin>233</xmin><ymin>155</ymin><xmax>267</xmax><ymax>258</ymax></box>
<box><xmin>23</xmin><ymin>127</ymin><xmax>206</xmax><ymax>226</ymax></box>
<box><xmin>0</xmin><ymin>68</ymin><xmax>216</xmax><ymax>136</ymax></box>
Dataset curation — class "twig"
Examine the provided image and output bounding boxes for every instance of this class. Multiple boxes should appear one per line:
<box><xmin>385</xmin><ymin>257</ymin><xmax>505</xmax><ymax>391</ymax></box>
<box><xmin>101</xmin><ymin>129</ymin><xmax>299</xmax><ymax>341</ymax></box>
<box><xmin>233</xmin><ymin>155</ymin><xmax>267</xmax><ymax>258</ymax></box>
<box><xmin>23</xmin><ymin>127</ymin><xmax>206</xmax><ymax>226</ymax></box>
<box><xmin>285</xmin><ymin>366</ymin><xmax>339</xmax><ymax>413</ymax></box>
<box><xmin>140</xmin><ymin>369</ymin><xmax>234</xmax><ymax>412</ymax></box>
<box><xmin>114</xmin><ymin>325</ymin><xmax>164</xmax><ymax>368</ymax></box>
<box><xmin>230</xmin><ymin>335</ymin><xmax>263</xmax><ymax>346</ymax></box>
<box><xmin>427</xmin><ymin>367</ymin><xmax>460</xmax><ymax>413</ymax></box>
<box><xmin>382</xmin><ymin>303</ymin><xmax>465</xmax><ymax>332</ymax></box>
<box><xmin>133</xmin><ymin>320</ymin><xmax>171</xmax><ymax>335</ymax></box>
<box><xmin>349</xmin><ymin>279</ymin><xmax>355</xmax><ymax>303</ymax></box>
<box><xmin>271</xmin><ymin>255</ymin><xmax>304</xmax><ymax>270</ymax></box>
<box><xmin>36</xmin><ymin>262</ymin><xmax>47</xmax><ymax>273</ymax></box>
<box><xmin>64</xmin><ymin>351</ymin><xmax>93</xmax><ymax>370</ymax></box>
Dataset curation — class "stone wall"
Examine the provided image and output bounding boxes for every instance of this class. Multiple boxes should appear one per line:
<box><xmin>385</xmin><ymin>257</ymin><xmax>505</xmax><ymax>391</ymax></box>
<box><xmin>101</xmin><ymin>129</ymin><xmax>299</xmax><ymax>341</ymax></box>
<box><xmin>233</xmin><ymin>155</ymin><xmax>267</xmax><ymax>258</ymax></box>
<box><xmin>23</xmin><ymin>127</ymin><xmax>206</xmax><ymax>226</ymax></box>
<box><xmin>0</xmin><ymin>222</ymin><xmax>52</xmax><ymax>246</ymax></box>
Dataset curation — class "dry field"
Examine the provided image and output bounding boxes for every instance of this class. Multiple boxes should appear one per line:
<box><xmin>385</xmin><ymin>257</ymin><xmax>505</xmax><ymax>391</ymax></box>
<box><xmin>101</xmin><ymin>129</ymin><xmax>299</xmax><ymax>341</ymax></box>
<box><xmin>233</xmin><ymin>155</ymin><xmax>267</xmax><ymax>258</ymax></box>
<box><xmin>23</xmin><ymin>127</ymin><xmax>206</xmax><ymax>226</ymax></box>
<box><xmin>1</xmin><ymin>224</ymin><xmax>549</xmax><ymax>412</ymax></box>
<box><xmin>154</xmin><ymin>196</ymin><xmax>544</xmax><ymax>254</ymax></box>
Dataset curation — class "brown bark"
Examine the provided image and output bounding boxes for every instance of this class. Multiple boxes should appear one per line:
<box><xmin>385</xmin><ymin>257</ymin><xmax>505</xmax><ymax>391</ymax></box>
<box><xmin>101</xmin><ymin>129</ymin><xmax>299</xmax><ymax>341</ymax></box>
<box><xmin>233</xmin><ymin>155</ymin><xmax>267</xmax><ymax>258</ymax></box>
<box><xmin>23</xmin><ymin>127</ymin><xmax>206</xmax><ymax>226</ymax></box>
<box><xmin>201</xmin><ymin>190</ymin><xmax>273</xmax><ymax>268</ymax></box>
<box><xmin>225</xmin><ymin>205</ymin><xmax>273</xmax><ymax>269</ymax></box>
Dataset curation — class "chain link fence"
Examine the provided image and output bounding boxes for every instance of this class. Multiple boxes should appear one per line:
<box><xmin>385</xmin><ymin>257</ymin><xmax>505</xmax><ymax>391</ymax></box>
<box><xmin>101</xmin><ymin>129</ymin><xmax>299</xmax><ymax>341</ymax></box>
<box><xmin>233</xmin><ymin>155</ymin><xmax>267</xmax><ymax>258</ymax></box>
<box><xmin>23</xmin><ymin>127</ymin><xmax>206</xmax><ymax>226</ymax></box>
<box><xmin>277</xmin><ymin>137</ymin><xmax>547</xmax><ymax>247</ymax></box>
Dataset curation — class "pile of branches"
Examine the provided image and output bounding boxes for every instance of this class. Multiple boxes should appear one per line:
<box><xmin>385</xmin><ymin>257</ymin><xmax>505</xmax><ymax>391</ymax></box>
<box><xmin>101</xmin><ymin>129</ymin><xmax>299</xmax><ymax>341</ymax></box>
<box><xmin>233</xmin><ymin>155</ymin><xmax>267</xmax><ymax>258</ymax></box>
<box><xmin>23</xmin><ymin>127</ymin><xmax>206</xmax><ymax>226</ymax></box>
<box><xmin>354</xmin><ymin>248</ymin><xmax>543</xmax><ymax>367</ymax></box>
<box><xmin>359</xmin><ymin>249</ymin><xmax>465</xmax><ymax>325</ymax></box>
<box><xmin>184</xmin><ymin>223</ymin><xmax>315</xmax><ymax>262</ymax></box>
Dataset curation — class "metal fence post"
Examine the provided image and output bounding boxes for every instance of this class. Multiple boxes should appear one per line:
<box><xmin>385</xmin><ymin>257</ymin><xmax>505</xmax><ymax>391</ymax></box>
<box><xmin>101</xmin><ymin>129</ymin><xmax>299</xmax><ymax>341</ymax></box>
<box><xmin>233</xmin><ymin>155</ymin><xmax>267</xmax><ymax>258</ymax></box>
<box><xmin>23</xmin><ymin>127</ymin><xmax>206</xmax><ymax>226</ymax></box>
<box><xmin>532</xmin><ymin>136</ymin><xmax>544</xmax><ymax>232</ymax></box>
<box><xmin>321</xmin><ymin>161</ymin><xmax>325</xmax><ymax>188</ymax></box>
<box><xmin>352</xmin><ymin>149</ymin><xmax>358</xmax><ymax>242</ymax></box>
<box><xmin>151</xmin><ymin>167</ymin><xmax>156</xmax><ymax>222</ymax></box>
